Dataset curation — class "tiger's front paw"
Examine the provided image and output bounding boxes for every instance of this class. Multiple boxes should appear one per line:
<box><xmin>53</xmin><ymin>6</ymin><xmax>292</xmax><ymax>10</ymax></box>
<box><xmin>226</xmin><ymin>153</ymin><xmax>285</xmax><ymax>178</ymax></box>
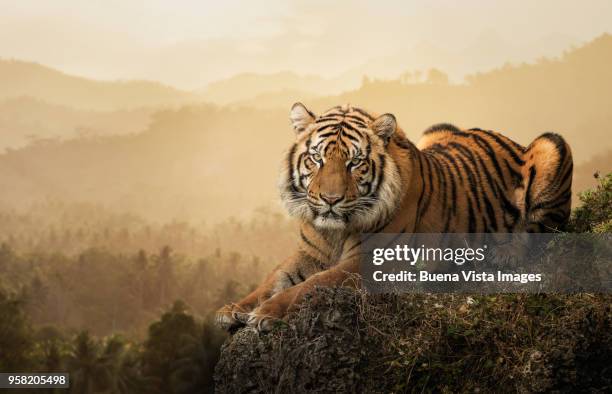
<box><xmin>215</xmin><ymin>304</ymin><xmax>250</xmax><ymax>332</ymax></box>
<box><xmin>246</xmin><ymin>299</ymin><xmax>287</xmax><ymax>332</ymax></box>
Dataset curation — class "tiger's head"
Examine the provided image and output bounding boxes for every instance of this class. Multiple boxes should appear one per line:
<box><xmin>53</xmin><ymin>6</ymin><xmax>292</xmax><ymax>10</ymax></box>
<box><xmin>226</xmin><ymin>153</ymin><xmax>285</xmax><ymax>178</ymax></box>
<box><xmin>279</xmin><ymin>103</ymin><xmax>404</xmax><ymax>231</ymax></box>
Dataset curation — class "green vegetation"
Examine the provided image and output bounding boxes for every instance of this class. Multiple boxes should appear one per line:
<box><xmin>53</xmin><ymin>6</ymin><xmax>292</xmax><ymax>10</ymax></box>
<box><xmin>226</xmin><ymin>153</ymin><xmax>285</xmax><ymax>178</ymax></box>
<box><xmin>0</xmin><ymin>295</ymin><xmax>223</xmax><ymax>393</ymax></box>
<box><xmin>570</xmin><ymin>173</ymin><xmax>612</xmax><ymax>233</ymax></box>
<box><xmin>0</xmin><ymin>289</ymin><xmax>34</xmax><ymax>372</ymax></box>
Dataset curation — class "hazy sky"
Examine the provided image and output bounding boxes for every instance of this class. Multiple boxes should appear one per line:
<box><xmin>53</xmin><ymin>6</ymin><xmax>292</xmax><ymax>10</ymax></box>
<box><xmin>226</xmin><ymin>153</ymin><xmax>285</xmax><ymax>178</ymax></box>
<box><xmin>1</xmin><ymin>0</ymin><xmax>611</xmax><ymax>89</ymax></box>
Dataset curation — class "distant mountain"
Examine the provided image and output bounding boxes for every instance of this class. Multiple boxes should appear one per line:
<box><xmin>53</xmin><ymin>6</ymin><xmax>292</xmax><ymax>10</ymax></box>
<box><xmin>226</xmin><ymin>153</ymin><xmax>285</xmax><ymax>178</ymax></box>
<box><xmin>231</xmin><ymin>89</ymin><xmax>319</xmax><ymax>110</ymax></box>
<box><xmin>0</xmin><ymin>105</ymin><xmax>292</xmax><ymax>222</ymax></box>
<box><xmin>339</xmin><ymin>41</ymin><xmax>455</xmax><ymax>83</ymax></box>
<box><xmin>339</xmin><ymin>31</ymin><xmax>581</xmax><ymax>83</ymax></box>
<box><xmin>199</xmin><ymin>71</ymin><xmax>354</xmax><ymax>105</ymax></box>
<box><xmin>0</xmin><ymin>34</ymin><xmax>610</xmax><ymax>222</ymax></box>
<box><xmin>0</xmin><ymin>59</ymin><xmax>200</xmax><ymax>110</ymax></box>
<box><xmin>0</xmin><ymin>97</ymin><xmax>154</xmax><ymax>150</ymax></box>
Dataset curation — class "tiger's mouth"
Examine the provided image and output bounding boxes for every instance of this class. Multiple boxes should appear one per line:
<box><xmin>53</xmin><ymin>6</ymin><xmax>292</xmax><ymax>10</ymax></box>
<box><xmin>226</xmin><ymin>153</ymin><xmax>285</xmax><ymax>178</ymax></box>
<box><xmin>320</xmin><ymin>210</ymin><xmax>344</xmax><ymax>220</ymax></box>
<box><xmin>311</xmin><ymin>204</ymin><xmax>350</xmax><ymax>229</ymax></box>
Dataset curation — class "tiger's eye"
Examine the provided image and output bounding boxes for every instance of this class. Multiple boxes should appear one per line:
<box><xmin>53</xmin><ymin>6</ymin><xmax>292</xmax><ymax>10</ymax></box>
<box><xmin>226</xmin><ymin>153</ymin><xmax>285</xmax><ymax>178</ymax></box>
<box><xmin>351</xmin><ymin>157</ymin><xmax>362</xmax><ymax>166</ymax></box>
<box><xmin>312</xmin><ymin>152</ymin><xmax>322</xmax><ymax>162</ymax></box>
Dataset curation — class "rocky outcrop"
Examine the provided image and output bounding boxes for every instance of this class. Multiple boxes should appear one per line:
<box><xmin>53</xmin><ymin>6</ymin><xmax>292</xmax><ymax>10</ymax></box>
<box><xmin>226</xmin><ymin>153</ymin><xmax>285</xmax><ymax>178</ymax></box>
<box><xmin>215</xmin><ymin>288</ymin><xmax>611</xmax><ymax>393</ymax></box>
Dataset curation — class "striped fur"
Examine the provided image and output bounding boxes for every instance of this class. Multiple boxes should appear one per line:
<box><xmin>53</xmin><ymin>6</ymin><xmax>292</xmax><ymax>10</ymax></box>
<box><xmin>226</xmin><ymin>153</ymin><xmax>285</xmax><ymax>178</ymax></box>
<box><xmin>216</xmin><ymin>104</ymin><xmax>573</xmax><ymax>331</ymax></box>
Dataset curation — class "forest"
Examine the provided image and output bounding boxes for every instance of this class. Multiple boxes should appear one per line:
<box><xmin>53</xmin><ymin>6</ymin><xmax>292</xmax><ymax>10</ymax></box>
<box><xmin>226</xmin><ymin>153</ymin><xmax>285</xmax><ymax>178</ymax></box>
<box><xmin>0</xmin><ymin>206</ymin><xmax>293</xmax><ymax>393</ymax></box>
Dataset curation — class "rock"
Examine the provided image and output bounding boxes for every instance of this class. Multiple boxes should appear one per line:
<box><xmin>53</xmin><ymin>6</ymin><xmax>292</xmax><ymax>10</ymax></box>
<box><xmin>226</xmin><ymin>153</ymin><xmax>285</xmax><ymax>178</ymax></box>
<box><xmin>215</xmin><ymin>289</ymin><xmax>611</xmax><ymax>393</ymax></box>
<box><xmin>214</xmin><ymin>287</ymin><xmax>369</xmax><ymax>393</ymax></box>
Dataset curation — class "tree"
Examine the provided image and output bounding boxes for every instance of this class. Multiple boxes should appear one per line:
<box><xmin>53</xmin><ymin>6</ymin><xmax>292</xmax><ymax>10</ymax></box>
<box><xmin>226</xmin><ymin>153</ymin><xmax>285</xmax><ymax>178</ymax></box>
<box><xmin>0</xmin><ymin>242</ymin><xmax>15</xmax><ymax>274</ymax></box>
<box><xmin>66</xmin><ymin>331</ymin><xmax>106</xmax><ymax>394</ymax></box>
<box><xmin>400</xmin><ymin>70</ymin><xmax>413</xmax><ymax>84</ymax></box>
<box><xmin>170</xmin><ymin>320</ymin><xmax>225</xmax><ymax>394</ymax></box>
<box><xmin>115</xmin><ymin>348</ymin><xmax>157</xmax><ymax>394</ymax></box>
<box><xmin>97</xmin><ymin>336</ymin><xmax>125</xmax><ymax>391</ymax></box>
<box><xmin>132</xmin><ymin>250</ymin><xmax>149</xmax><ymax>310</ymax></box>
<box><xmin>141</xmin><ymin>301</ymin><xmax>200</xmax><ymax>393</ymax></box>
<box><xmin>34</xmin><ymin>325</ymin><xmax>65</xmax><ymax>374</ymax></box>
<box><xmin>413</xmin><ymin>70</ymin><xmax>422</xmax><ymax>83</ymax></box>
<box><xmin>0</xmin><ymin>289</ymin><xmax>33</xmax><ymax>371</ymax></box>
<box><xmin>44</xmin><ymin>341</ymin><xmax>62</xmax><ymax>372</ymax></box>
<box><xmin>156</xmin><ymin>246</ymin><xmax>176</xmax><ymax>306</ymax></box>
<box><xmin>426</xmin><ymin>68</ymin><xmax>449</xmax><ymax>85</ymax></box>
<box><xmin>25</xmin><ymin>275</ymin><xmax>48</xmax><ymax>322</ymax></box>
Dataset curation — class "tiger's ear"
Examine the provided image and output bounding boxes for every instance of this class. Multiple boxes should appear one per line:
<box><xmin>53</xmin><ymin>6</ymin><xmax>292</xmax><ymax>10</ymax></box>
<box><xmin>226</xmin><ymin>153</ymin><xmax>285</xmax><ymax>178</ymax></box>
<box><xmin>290</xmin><ymin>102</ymin><xmax>316</xmax><ymax>133</ymax></box>
<box><xmin>371</xmin><ymin>113</ymin><xmax>396</xmax><ymax>145</ymax></box>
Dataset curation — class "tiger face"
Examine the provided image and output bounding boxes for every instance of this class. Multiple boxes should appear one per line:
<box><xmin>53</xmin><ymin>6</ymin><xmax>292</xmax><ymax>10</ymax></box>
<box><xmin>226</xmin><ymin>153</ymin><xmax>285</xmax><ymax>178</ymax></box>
<box><xmin>279</xmin><ymin>103</ymin><xmax>403</xmax><ymax>231</ymax></box>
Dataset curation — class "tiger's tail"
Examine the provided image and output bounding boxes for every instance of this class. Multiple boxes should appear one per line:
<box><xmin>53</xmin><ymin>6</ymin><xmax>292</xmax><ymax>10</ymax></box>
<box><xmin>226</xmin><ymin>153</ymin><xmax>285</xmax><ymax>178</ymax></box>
<box><xmin>521</xmin><ymin>132</ymin><xmax>573</xmax><ymax>232</ymax></box>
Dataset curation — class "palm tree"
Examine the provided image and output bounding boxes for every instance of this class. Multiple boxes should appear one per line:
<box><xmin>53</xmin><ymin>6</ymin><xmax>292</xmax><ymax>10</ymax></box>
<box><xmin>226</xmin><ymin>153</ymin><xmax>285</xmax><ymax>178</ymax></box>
<box><xmin>96</xmin><ymin>335</ymin><xmax>124</xmax><ymax>392</ymax></box>
<box><xmin>114</xmin><ymin>346</ymin><xmax>158</xmax><ymax>394</ymax></box>
<box><xmin>170</xmin><ymin>321</ymin><xmax>224</xmax><ymax>394</ymax></box>
<box><xmin>66</xmin><ymin>331</ymin><xmax>106</xmax><ymax>394</ymax></box>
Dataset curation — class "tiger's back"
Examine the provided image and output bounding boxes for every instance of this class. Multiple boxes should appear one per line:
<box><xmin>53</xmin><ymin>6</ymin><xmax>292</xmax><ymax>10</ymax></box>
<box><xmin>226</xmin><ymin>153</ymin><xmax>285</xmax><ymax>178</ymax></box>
<box><xmin>412</xmin><ymin>124</ymin><xmax>573</xmax><ymax>233</ymax></box>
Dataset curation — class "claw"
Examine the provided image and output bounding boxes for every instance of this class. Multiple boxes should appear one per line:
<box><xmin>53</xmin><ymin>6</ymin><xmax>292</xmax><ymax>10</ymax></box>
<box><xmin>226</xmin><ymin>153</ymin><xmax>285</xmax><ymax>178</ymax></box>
<box><xmin>246</xmin><ymin>310</ymin><xmax>282</xmax><ymax>332</ymax></box>
<box><xmin>233</xmin><ymin>311</ymin><xmax>249</xmax><ymax>323</ymax></box>
<box><xmin>257</xmin><ymin>316</ymin><xmax>277</xmax><ymax>332</ymax></box>
<box><xmin>215</xmin><ymin>304</ymin><xmax>247</xmax><ymax>332</ymax></box>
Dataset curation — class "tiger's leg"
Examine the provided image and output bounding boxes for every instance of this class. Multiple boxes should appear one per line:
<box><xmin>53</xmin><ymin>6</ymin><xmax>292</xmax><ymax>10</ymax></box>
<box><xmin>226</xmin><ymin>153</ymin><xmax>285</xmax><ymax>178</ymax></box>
<box><xmin>215</xmin><ymin>250</ymin><xmax>330</xmax><ymax>331</ymax></box>
<box><xmin>246</xmin><ymin>256</ymin><xmax>360</xmax><ymax>332</ymax></box>
<box><xmin>522</xmin><ymin>133</ymin><xmax>573</xmax><ymax>232</ymax></box>
<box><xmin>215</xmin><ymin>261</ymin><xmax>283</xmax><ymax>331</ymax></box>
<box><xmin>216</xmin><ymin>223</ymin><xmax>337</xmax><ymax>331</ymax></box>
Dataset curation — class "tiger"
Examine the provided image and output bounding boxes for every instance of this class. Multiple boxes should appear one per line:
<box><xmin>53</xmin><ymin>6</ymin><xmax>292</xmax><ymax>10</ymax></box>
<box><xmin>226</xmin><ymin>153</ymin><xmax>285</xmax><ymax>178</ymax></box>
<box><xmin>216</xmin><ymin>103</ymin><xmax>573</xmax><ymax>332</ymax></box>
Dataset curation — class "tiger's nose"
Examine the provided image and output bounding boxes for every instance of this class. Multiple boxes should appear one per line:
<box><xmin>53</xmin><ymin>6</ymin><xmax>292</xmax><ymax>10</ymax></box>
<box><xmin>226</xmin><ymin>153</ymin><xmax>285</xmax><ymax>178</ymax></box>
<box><xmin>320</xmin><ymin>193</ymin><xmax>343</xmax><ymax>205</ymax></box>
